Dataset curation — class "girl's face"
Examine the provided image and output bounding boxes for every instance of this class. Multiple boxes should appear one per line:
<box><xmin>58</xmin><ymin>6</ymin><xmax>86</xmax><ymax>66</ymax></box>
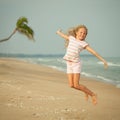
<box><xmin>76</xmin><ymin>28</ymin><xmax>87</xmax><ymax>41</ymax></box>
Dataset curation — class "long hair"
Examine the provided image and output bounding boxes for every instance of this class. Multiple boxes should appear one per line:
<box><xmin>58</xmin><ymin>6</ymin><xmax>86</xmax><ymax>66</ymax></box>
<box><xmin>65</xmin><ymin>25</ymin><xmax>88</xmax><ymax>47</ymax></box>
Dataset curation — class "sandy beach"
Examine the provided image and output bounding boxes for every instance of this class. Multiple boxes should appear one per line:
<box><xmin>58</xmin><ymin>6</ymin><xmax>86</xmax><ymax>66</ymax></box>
<box><xmin>0</xmin><ymin>58</ymin><xmax>120</xmax><ymax>120</ymax></box>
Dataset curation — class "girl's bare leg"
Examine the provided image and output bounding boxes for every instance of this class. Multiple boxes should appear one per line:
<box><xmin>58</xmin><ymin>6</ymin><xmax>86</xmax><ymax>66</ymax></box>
<box><xmin>67</xmin><ymin>73</ymin><xmax>74</xmax><ymax>87</ymax></box>
<box><xmin>68</xmin><ymin>73</ymin><xmax>91</xmax><ymax>98</ymax></box>
<box><xmin>73</xmin><ymin>73</ymin><xmax>97</xmax><ymax>105</ymax></box>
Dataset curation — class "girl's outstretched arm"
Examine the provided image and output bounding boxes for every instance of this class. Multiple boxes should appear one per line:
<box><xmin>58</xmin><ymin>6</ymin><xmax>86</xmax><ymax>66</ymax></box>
<box><xmin>85</xmin><ymin>46</ymin><xmax>108</xmax><ymax>69</ymax></box>
<box><xmin>56</xmin><ymin>29</ymin><xmax>69</xmax><ymax>40</ymax></box>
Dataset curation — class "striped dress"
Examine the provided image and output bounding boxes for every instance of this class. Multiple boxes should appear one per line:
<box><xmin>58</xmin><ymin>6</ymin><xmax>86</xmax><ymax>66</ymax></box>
<box><xmin>63</xmin><ymin>36</ymin><xmax>88</xmax><ymax>62</ymax></box>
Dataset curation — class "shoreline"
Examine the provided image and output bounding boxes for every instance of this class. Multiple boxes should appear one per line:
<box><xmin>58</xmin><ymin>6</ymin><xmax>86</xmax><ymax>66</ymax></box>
<box><xmin>0</xmin><ymin>56</ymin><xmax>119</xmax><ymax>88</ymax></box>
<box><xmin>0</xmin><ymin>58</ymin><xmax>120</xmax><ymax>120</ymax></box>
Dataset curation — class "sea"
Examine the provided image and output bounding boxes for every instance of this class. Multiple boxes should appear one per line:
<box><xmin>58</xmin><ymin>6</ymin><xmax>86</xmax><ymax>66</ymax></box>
<box><xmin>0</xmin><ymin>53</ymin><xmax>120</xmax><ymax>88</ymax></box>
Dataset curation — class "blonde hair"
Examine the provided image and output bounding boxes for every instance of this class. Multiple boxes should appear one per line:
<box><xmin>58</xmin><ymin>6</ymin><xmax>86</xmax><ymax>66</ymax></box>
<box><xmin>65</xmin><ymin>25</ymin><xmax>88</xmax><ymax>47</ymax></box>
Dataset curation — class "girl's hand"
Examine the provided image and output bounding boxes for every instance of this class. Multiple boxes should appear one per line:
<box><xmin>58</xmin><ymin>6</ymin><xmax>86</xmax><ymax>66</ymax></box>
<box><xmin>104</xmin><ymin>61</ymin><xmax>108</xmax><ymax>69</ymax></box>
<box><xmin>56</xmin><ymin>29</ymin><xmax>69</xmax><ymax>40</ymax></box>
<box><xmin>56</xmin><ymin>29</ymin><xmax>62</xmax><ymax>34</ymax></box>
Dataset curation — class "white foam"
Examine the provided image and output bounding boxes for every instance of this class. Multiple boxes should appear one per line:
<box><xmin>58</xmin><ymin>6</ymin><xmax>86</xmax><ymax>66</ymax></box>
<box><xmin>82</xmin><ymin>72</ymin><xmax>116</xmax><ymax>85</ymax></box>
<box><xmin>81</xmin><ymin>72</ymin><xmax>96</xmax><ymax>78</ymax></box>
<box><xmin>96</xmin><ymin>75</ymin><xmax>113</xmax><ymax>83</ymax></box>
<box><xmin>97</xmin><ymin>61</ymin><xmax>120</xmax><ymax>67</ymax></box>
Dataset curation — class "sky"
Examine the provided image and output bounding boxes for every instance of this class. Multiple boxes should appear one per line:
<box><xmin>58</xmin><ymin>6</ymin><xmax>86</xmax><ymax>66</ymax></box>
<box><xmin>0</xmin><ymin>0</ymin><xmax>120</xmax><ymax>57</ymax></box>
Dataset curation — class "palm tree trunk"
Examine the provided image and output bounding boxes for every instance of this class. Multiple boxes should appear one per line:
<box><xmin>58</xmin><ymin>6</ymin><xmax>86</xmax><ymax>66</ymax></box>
<box><xmin>0</xmin><ymin>29</ymin><xmax>17</xmax><ymax>43</ymax></box>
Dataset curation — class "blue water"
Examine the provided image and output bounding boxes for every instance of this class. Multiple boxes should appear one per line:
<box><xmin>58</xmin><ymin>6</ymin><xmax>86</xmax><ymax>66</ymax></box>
<box><xmin>0</xmin><ymin>54</ymin><xmax>120</xmax><ymax>88</ymax></box>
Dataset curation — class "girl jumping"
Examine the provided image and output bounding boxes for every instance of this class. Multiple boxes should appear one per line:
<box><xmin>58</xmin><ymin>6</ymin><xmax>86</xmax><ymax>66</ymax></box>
<box><xmin>56</xmin><ymin>25</ymin><xmax>108</xmax><ymax>105</ymax></box>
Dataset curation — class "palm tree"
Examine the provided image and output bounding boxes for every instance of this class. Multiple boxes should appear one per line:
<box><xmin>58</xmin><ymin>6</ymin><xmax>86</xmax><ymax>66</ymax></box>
<box><xmin>0</xmin><ymin>17</ymin><xmax>34</xmax><ymax>42</ymax></box>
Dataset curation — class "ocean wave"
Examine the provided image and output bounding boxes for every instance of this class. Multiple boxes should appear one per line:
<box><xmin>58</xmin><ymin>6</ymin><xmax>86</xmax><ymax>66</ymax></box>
<box><xmin>97</xmin><ymin>61</ymin><xmax>120</xmax><ymax>67</ymax></box>
<box><xmin>81</xmin><ymin>72</ymin><xmax>96</xmax><ymax>78</ymax></box>
<box><xmin>38</xmin><ymin>58</ymin><xmax>54</xmax><ymax>62</ymax></box>
<box><xmin>57</xmin><ymin>58</ymin><xmax>66</xmax><ymax>64</ymax></box>
<box><xmin>96</xmin><ymin>75</ymin><xmax>114</xmax><ymax>83</ymax></box>
<box><xmin>82</xmin><ymin>72</ymin><xmax>115</xmax><ymax>84</ymax></box>
<box><xmin>48</xmin><ymin>65</ymin><xmax>65</xmax><ymax>72</ymax></box>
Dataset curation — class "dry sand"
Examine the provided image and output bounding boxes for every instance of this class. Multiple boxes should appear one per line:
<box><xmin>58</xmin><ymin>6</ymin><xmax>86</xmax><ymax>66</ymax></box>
<box><xmin>0</xmin><ymin>58</ymin><xmax>120</xmax><ymax>120</ymax></box>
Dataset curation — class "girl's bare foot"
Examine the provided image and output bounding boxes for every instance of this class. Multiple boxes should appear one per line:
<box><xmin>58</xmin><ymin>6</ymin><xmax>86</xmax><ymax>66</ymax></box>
<box><xmin>91</xmin><ymin>94</ymin><xmax>97</xmax><ymax>105</ymax></box>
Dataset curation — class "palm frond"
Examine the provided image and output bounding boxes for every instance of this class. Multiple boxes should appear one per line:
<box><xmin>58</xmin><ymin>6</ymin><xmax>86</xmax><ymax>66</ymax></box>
<box><xmin>16</xmin><ymin>17</ymin><xmax>28</xmax><ymax>28</ymax></box>
<box><xmin>18</xmin><ymin>24</ymin><xmax>34</xmax><ymax>40</ymax></box>
<box><xmin>16</xmin><ymin>17</ymin><xmax>34</xmax><ymax>41</ymax></box>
